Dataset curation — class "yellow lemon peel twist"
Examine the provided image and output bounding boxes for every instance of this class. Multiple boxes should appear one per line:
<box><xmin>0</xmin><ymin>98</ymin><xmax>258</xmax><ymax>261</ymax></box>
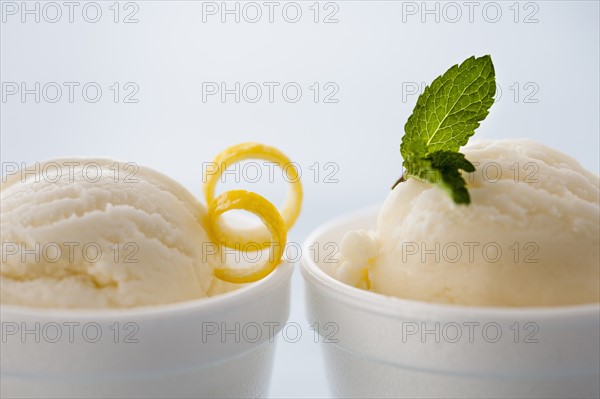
<box><xmin>203</xmin><ymin>143</ymin><xmax>302</xmax><ymax>283</ymax></box>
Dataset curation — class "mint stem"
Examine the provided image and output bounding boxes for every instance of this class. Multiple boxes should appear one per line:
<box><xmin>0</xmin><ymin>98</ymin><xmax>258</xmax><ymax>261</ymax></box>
<box><xmin>391</xmin><ymin>173</ymin><xmax>406</xmax><ymax>190</ymax></box>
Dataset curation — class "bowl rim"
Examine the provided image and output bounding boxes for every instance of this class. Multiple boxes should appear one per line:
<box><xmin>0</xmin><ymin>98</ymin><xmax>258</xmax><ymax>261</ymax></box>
<box><xmin>0</xmin><ymin>262</ymin><xmax>294</xmax><ymax>320</ymax></box>
<box><xmin>301</xmin><ymin>205</ymin><xmax>600</xmax><ymax>321</ymax></box>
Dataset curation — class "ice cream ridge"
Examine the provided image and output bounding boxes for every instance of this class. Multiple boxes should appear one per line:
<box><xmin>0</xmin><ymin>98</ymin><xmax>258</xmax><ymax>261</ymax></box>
<box><xmin>334</xmin><ymin>55</ymin><xmax>600</xmax><ymax>307</ymax></box>
<box><xmin>0</xmin><ymin>143</ymin><xmax>302</xmax><ymax>308</ymax></box>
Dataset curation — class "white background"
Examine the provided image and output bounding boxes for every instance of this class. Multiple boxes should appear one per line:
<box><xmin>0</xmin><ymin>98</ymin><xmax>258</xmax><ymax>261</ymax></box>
<box><xmin>1</xmin><ymin>1</ymin><xmax>599</xmax><ymax>397</ymax></box>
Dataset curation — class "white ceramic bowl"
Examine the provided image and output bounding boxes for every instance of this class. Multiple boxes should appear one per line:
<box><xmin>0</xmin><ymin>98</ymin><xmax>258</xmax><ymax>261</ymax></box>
<box><xmin>301</xmin><ymin>206</ymin><xmax>600</xmax><ymax>398</ymax></box>
<box><xmin>1</xmin><ymin>262</ymin><xmax>293</xmax><ymax>398</ymax></box>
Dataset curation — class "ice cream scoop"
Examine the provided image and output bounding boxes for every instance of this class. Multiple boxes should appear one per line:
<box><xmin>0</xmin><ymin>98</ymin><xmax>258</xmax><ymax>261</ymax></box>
<box><xmin>1</xmin><ymin>144</ymin><xmax>302</xmax><ymax>308</ymax></box>
<box><xmin>0</xmin><ymin>158</ymin><xmax>222</xmax><ymax>308</ymax></box>
<box><xmin>335</xmin><ymin>139</ymin><xmax>600</xmax><ymax>307</ymax></box>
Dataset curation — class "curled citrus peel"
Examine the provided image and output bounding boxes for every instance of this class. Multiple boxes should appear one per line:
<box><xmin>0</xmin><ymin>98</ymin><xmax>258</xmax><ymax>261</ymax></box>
<box><xmin>203</xmin><ymin>143</ymin><xmax>302</xmax><ymax>284</ymax></box>
<box><xmin>206</xmin><ymin>190</ymin><xmax>286</xmax><ymax>284</ymax></box>
<box><xmin>203</xmin><ymin>142</ymin><xmax>302</xmax><ymax>250</ymax></box>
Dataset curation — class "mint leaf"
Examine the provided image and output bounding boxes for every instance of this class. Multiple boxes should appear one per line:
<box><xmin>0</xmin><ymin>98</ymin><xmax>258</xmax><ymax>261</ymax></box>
<box><xmin>399</xmin><ymin>152</ymin><xmax>475</xmax><ymax>204</ymax></box>
<box><xmin>426</xmin><ymin>151</ymin><xmax>476</xmax><ymax>204</ymax></box>
<box><xmin>399</xmin><ymin>55</ymin><xmax>496</xmax><ymax>204</ymax></box>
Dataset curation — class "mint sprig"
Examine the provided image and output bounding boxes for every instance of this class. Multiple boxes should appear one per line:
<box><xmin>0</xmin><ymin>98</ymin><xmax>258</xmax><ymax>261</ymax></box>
<box><xmin>399</xmin><ymin>55</ymin><xmax>496</xmax><ymax>204</ymax></box>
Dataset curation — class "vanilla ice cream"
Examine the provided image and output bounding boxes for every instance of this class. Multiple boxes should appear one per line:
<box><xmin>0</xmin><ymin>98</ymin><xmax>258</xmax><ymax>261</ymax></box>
<box><xmin>335</xmin><ymin>139</ymin><xmax>600</xmax><ymax>307</ymax></box>
<box><xmin>1</xmin><ymin>158</ymin><xmax>235</xmax><ymax>308</ymax></box>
